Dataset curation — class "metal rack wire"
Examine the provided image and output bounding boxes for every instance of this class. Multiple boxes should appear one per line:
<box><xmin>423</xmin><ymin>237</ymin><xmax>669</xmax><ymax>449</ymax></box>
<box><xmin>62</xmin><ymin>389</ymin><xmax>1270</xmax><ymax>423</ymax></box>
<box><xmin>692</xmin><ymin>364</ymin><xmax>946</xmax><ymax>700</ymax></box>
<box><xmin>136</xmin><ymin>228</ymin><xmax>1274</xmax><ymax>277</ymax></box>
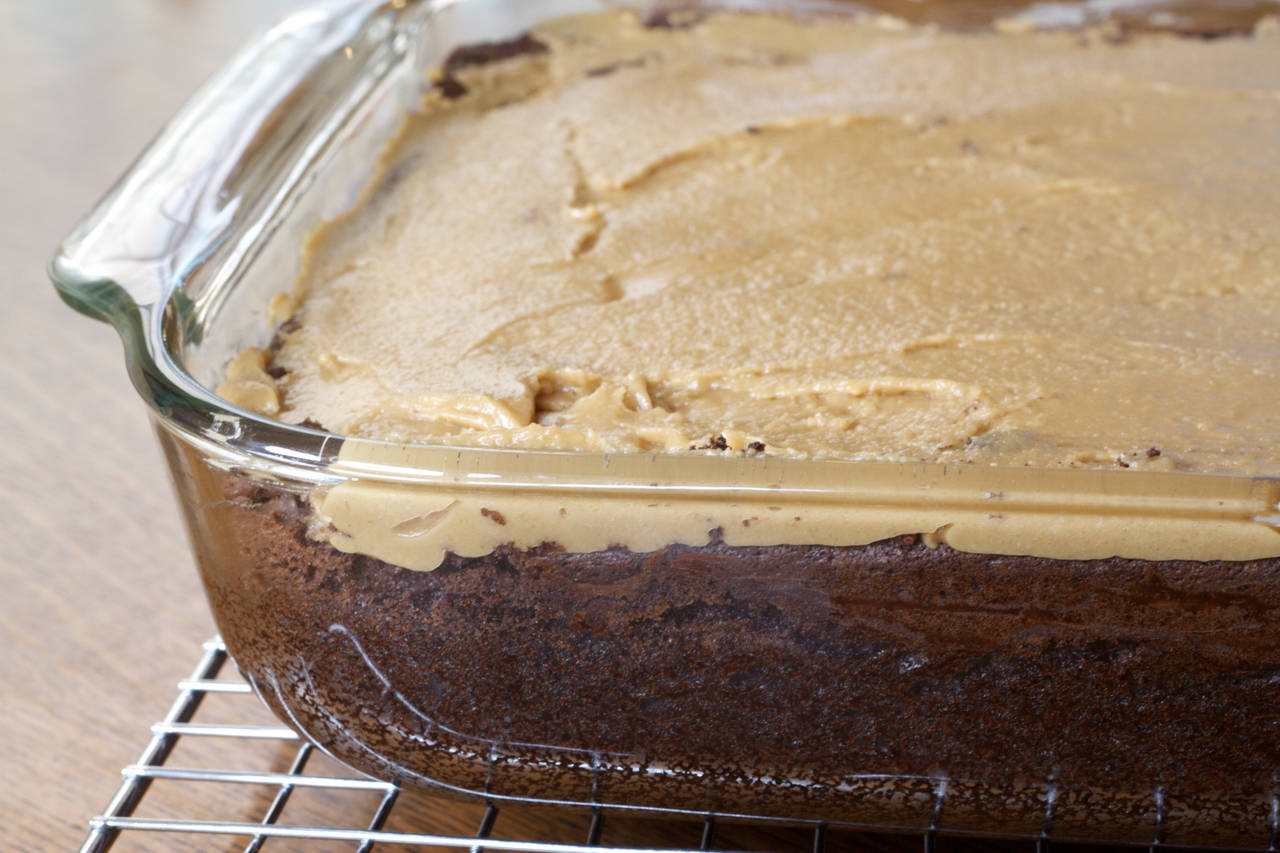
<box><xmin>82</xmin><ymin>638</ymin><xmax>841</xmax><ymax>853</ymax></box>
<box><xmin>80</xmin><ymin>637</ymin><xmax>1241</xmax><ymax>853</ymax></box>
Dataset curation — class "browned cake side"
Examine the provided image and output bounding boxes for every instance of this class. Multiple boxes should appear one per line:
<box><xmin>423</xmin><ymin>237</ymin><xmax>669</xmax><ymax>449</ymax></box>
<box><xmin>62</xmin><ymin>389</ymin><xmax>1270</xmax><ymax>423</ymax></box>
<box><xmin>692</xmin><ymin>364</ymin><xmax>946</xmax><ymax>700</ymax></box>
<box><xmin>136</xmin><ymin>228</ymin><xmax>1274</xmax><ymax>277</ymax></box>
<box><xmin>180</xmin><ymin>467</ymin><xmax>1280</xmax><ymax>846</ymax></box>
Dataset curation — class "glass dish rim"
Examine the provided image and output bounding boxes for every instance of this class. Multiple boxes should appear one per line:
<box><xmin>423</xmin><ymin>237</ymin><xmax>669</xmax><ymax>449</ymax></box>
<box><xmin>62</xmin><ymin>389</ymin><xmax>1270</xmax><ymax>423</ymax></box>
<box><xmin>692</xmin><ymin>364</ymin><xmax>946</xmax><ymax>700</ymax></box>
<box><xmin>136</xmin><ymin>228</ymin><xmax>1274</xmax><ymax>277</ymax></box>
<box><xmin>45</xmin><ymin>0</ymin><xmax>1280</xmax><ymax>522</ymax></box>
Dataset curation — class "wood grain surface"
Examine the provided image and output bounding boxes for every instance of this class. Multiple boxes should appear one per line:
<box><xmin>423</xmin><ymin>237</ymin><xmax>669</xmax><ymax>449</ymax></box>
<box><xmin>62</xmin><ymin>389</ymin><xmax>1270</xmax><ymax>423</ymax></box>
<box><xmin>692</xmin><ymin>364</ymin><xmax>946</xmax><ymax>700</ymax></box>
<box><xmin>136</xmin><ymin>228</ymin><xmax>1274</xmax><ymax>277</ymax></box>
<box><xmin>0</xmin><ymin>3</ymin><xmax>1113</xmax><ymax>852</ymax></box>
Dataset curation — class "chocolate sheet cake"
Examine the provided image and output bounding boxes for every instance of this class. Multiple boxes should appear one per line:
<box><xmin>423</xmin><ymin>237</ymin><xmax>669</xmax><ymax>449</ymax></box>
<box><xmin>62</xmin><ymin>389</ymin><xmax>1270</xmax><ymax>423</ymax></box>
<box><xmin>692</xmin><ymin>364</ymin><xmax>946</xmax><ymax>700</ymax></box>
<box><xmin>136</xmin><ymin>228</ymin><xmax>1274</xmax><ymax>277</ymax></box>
<box><xmin>177</xmin><ymin>464</ymin><xmax>1280</xmax><ymax>843</ymax></box>
<box><xmin>188</xmin><ymin>1</ymin><xmax>1280</xmax><ymax>842</ymax></box>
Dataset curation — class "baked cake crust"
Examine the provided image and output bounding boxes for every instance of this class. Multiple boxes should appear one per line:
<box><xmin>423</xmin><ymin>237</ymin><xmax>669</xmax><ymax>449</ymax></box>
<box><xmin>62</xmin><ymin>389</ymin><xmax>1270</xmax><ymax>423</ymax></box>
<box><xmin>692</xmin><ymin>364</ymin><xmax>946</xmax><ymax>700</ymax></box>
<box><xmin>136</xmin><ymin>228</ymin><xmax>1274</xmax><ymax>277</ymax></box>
<box><xmin>171</xmin><ymin>446</ymin><xmax>1280</xmax><ymax>845</ymax></box>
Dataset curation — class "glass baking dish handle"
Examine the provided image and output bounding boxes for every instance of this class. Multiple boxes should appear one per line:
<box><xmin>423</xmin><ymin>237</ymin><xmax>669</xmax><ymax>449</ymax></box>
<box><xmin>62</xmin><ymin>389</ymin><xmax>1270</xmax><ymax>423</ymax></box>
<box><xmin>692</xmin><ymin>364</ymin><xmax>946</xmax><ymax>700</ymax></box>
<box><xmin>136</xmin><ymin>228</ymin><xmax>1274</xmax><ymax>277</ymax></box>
<box><xmin>48</xmin><ymin>0</ymin><xmax>414</xmax><ymax>327</ymax></box>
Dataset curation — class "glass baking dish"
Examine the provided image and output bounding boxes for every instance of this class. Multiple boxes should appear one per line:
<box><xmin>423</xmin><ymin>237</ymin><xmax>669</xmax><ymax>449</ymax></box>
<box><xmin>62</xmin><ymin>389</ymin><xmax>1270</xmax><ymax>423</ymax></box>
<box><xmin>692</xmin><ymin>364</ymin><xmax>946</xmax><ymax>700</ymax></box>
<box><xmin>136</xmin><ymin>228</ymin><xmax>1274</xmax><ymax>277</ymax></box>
<box><xmin>50</xmin><ymin>0</ymin><xmax>1280</xmax><ymax>846</ymax></box>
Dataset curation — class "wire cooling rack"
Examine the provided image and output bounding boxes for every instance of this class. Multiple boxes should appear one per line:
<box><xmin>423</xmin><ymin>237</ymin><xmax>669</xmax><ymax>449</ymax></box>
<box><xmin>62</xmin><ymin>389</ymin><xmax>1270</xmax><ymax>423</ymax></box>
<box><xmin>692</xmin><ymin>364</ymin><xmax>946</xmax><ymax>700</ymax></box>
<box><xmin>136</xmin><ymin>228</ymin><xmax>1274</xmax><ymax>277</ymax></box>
<box><xmin>82</xmin><ymin>637</ymin><xmax>854</xmax><ymax>853</ymax></box>
<box><xmin>81</xmin><ymin>637</ymin><xmax>1244</xmax><ymax>853</ymax></box>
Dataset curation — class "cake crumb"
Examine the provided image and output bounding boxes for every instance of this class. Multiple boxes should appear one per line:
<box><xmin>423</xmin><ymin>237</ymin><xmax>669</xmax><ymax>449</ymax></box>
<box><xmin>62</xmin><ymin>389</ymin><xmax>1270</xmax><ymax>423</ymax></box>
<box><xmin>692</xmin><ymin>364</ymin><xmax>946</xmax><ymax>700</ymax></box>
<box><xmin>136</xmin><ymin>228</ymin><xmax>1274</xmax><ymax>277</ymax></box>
<box><xmin>436</xmin><ymin>77</ymin><xmax>468</xmax><ymax>99</ymax></box>
<box><xmin>481</xmin><ymin>508</ymin><xmax>507</xmax><ymax>526</ymax></box>
<box><xmin>692</xmin><ymin>434</ymin><xmax>732</xmax><ymax>451</ymax></box>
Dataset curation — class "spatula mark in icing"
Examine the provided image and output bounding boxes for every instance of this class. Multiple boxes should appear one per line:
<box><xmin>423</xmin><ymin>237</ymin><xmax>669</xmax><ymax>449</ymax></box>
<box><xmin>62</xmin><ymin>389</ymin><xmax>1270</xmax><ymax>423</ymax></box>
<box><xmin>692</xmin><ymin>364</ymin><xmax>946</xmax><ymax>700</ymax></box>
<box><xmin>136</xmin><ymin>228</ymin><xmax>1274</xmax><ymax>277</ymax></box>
<box><xmin>391</xmin><ymin>501</ymin><xmax>458</xmax><ymax>538</ymax></box>
<box><xmin>564</xmin><ymin>125</ymin><xmax>608</xmax><ymax>259</ymax></box>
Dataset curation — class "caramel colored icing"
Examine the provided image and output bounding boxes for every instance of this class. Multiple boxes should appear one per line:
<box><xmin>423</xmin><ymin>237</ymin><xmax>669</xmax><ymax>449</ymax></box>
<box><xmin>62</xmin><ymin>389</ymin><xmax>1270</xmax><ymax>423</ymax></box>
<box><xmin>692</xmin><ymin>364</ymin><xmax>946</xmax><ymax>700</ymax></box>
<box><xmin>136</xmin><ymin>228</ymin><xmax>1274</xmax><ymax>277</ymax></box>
<box><xmin>221</xmin><ymin>11</ymin><xmax>1280</xmax><ymax>474</ymax></box>
<box><xmin>221</xmin><ymin>10</ymin><xmax>1280</xmax><ymax>476</ymax></box>
<box><xmin>213</xmin><ymin>8</ymin><xmax>1280</xmax><ymax>570</ymax></box>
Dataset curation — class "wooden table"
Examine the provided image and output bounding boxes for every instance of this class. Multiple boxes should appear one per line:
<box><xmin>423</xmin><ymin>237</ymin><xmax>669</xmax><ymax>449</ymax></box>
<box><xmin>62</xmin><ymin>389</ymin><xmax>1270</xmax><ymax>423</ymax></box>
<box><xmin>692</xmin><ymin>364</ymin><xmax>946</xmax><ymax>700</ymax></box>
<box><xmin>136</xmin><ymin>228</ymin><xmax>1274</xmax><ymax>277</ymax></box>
<box><xmin>0</xmin><ymin>3</ymin><xmax>1080</xmax><ymax>852</ymax></box>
